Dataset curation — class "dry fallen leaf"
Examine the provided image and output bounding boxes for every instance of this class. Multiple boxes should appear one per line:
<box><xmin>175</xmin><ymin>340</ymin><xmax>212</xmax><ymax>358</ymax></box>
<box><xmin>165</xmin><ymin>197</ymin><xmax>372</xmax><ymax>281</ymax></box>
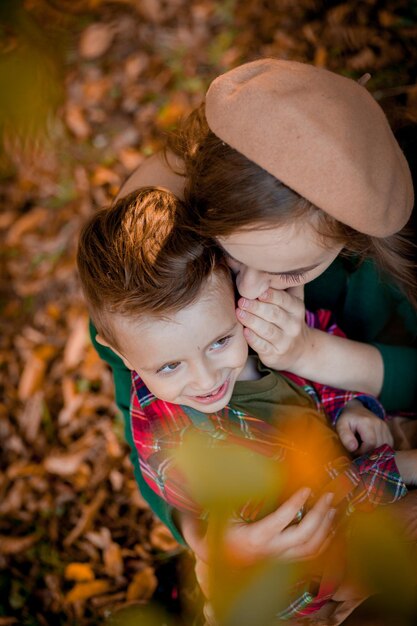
<box><xmin>91</xmin><ymin>166</ymin><xmax>121</xmax><ymax>187</ymax></box>
<box><xmin>0</xmin><ymin>533</ymin><xmax>39</xmax><ymax>555</ymax></box>
<box><xmin>126</xmin><ymin>566</ymin><xmax>158</xmax><ymax>601</ymax></box>
<box><xmin>65</xmin><ymin>104</ymin><xmax>91</xmax><ymax>139</ymax></box>
<box><xmin>118</xmin><ymin>147</ymin><xmax>144</xmax><ymax>171</ymax></box>
<box><xmin>65</xmin><ymin>579</ymin><xmax>111</xmax><ymax>604</ymax></box>
<box><xmin>65</xmin><ymin>562</ymin><xmax>95</xmax><ymax>582</ymax></box>
<box><xmin>17</xmin><ymin>390</ymin><xmax>44</xmax><ymax>442</ymax></box>
<box><xmin>64</xmin><ymin>488</ymin><xmax>107</xmax><ymax>547</ymax></box>
<box><xmin>79</xmin><ymin>23</ymin><xmax>115</xmax><ymax>60</ymax></box>
<box><xmin>44</xmin><ymin>448</ymin><xmax>90</xmax><ymax>476</ymax></box>
<box><xmin>149</xmin><ymin>523</ymin><xmax>179</xmax><ymax>552</ymax></box>
<box><xmin>103</xmin><ymin>541</ymin><xmax>124</xmax><ymax>578</ymax></box>
<box><xmin>64</xmin><ymin>316</ymin><xmax>89</xmax><ymax>370</ymax></box>
<box><xmin>6</xmin><ymin>207</ymin><xmax>48</xmax><ymax>246</ymax></box>
<box><xmin>157</xmin><ymin>98</ymin><xmax>189</xmax><ymax>129</ymax></box>
<box><xmin>18</xmin><ymin>345</ymin><xmax>56</xmax><ymax>401</ymax></box>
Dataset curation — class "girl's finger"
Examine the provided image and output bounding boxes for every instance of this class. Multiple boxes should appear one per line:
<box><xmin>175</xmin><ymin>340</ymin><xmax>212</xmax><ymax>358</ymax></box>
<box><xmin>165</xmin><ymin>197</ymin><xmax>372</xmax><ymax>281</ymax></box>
<box><xmin>258</xmin><ymin>287</ymin><xmax>305</xmax><ymax>313</ymax></box>
<box><xmin>283</xmin><ymin>492</ymin><xmax>334</xmax><ymax>545</ymax></box>
<box><xmin>238</xmin><ymin>298</ymin><xmax>298</xmax><ymax>327</ymax></box>
<box><xmin>237</xmin><ymin>308</ymin><xmax>288</xmax><ymax>345</ymax></box>
<box><xmin>225</xmin><ymin>487</ymin><xmax>312</xmax><ymax>561</ymax></box>
<box><xmin>280</xmin><ymin>493</ymin><xmax>336</xmax><ymax>560</ymax></box>
<box><xmin>243</xmin><ymin>327</ymin><xmax>283</xmax><ymax>358</ymax></box>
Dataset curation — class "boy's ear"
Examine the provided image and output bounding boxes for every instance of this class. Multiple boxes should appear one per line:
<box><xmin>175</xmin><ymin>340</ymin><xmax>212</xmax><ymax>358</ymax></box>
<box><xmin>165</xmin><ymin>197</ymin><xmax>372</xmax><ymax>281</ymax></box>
<box><xmin>95</xmin><ymin>334</ymin><xmax>134</xmax><ymax>370</ymax></box>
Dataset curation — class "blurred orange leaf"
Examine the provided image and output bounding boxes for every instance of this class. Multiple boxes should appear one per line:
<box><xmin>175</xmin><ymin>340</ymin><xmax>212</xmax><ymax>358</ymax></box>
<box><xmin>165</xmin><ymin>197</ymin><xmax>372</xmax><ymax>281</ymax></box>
<box><xmin>126</xmin><ymin>567</ymin><xmax>157</xmax><ymax>602</ymax></box>
<box><xmin>6</xmin><ymin>207</ymin><xmax>48</xmax><ymax>246</ymax></box>
<box><xmin>65</xmin><ymin>562</ymin><xmax>95</xmax><ymax>582</ymax></box>
<box><xmin>18</xmin><ymin>345</ymin><xmax>56</xmax><ymax>401</ymax></box>
<box><xmin>0</xmin><ymin>533</ymin><xmax>39</xmax><ymax>555</ymax></box>
<box><xmin>64</xmin><ymin>316</ymin><xmax>89</xmax><ymax>369</ymax></box>
<box><xmin>78</xmin><ymin>23</ymin><xmax>115</xmax><ymax>60</ymax></box>
<box><xmin>65</xmin><ymin>103</ymin><xmax>91</xmax><ymax>139</ymax></box>
<box><xmin>150</xmin><ymin>523</ymin><xmax>179</xmax><ymax>552</ymax></box>
<box><xmin>157</xmin><ymin>99</ymin><xmax>189</xmax><ymax>129</ymax></box>
<box><xmin>65</xmin><ymin>579</ymin><xmax>110</xmax><ymax>603</ymax></box>
<box><xmin>44</xmin><ymin>448</ymin><xmax>90</xmax><ymax>476</ymax></box>
<box><xmin>64</xmin><ymin>488</ymin><xmax>107</xmax><ymax>547</ymax></box>
<box><xmin>104</xmin><ymin>541</ymin><xmax>124</xmax><ymax>578</ymax></box>
<box><xmin>91</xmin><ymin>166</ymin><xmax>121</xmax><ymax>187</ymax></box>
<box><xmin>118</xmin><ymin>147</ymin><xmax>144</xmax><ymax>171</ymax></box>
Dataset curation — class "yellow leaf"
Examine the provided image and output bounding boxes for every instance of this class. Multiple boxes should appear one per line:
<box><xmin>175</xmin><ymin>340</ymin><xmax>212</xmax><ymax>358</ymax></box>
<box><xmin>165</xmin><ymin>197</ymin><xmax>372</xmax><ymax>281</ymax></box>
<box><xmin>347</xmin><ymin>508</ymin><xmax>417</xmax><ymax>612</ymax></box>
<box><xmin>150</xmin><ymin>523</ymin><xmax>179</xmax><ymax>552</ymax></box>
<box><xmin>65</xmin><ymin>103</ymin><xmax>91</xmax><ymax>140</ymax></box>
<box><xmin>103</xmin><ymin>542</ymin><xmax>123</xmax><ymax>578</ymax></box>
<box><xmin>64</xmin><ymin>562</ymin><xmax>95</xmax><ymax>582</ymax></box>
<box><xmin>64</xmin><ymin>316</ymin><xmax>89</xmax><ymax>369</ymax></box>
<box><xmin>18</xmin><ymin>343</ymin><xmax>56</xmax><ymax>401</ymax></box>
<box><xmin>65</xmin><ymin>579</ymin><xmax>110</xmax><ymax>603</ymax></box>
<box><xmin>126</xmin><ymin>567</ymin><xmax>157</xmax><ymax>602</ymax></box>
<box><xmin>18</xmin><ymin>354</ymin><xmax>47</xmax><ymax>401</ymax></box>
<box><xmin>0</xmin><ymin>533</ymin><xmax>39</xmax><ymax>555</ymax></box>
<box><xmin>79</xmin><ymin>23</ymin><xmax>115</xmax><ymax>60</ymax></box>
<box><xmin>157</xmin><ymin>100</ymin><xmax>188</xmax><ymax>129</ymax></box>
<box><xmin>91</xmin><ymin>166</ymin><xmax>121</xmax><ymax>187</ymax></box>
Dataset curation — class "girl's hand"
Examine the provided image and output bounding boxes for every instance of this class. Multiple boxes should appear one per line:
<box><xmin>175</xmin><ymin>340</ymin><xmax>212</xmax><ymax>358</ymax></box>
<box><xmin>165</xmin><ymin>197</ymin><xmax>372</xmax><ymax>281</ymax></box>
<box><xmin>336</xmin><ymin>400</ymin><xmax>393</xmax><ymax>455</ymax></box>
<box><xmin>180</xmin><ymin>487</ymin><xmax>335</xmax><ymax>570</ymax></box>
<box><xmin>236</xmin><ymin>287</ymin><xmax>384</xmax><ymax>397</ymax></box>
<box><xmin>236</xmin><ymin>286</ymin><xmax>312</xmax><ymax>372</ymax></box>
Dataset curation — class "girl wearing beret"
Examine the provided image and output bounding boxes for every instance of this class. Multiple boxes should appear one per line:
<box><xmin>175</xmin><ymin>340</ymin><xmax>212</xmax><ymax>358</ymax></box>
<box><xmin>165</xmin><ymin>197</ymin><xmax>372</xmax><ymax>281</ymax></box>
<box><xmin>91</xmin><ymin>60</ymin><xmax>416</xmax><ymax>575</ymax></box>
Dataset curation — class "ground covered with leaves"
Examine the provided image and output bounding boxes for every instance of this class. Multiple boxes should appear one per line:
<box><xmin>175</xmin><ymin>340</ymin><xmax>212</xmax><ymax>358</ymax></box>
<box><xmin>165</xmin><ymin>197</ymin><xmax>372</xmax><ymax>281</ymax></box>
<box><xmin>1</xmin><ymin>1</ymin><xmax>417</xmax><ymax>624</ymax></box>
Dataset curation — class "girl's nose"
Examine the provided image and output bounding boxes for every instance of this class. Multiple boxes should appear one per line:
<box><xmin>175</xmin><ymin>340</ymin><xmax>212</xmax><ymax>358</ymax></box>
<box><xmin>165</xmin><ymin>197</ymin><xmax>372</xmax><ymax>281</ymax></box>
<box><xmin>236</xmin><ymin>266</ymin><xmax>269</xmax><ymax>299</ymax></box>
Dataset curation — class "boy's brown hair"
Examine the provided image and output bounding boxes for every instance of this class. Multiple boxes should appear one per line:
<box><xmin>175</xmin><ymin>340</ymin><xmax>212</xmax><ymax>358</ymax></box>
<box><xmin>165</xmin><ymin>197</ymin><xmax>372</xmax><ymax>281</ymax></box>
<box><xmin>77</xmin><ymin>186</ymin><xmax>229</xmax><ymax>350</ymax></box>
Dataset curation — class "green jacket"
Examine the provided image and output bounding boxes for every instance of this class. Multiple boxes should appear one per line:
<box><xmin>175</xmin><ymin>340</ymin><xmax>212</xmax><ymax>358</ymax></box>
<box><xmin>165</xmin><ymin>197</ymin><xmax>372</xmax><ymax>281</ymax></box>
<box><xmin>91</xmin><ymin>256</ymin><xmax>417</xmax><ymax>540</ymax></box>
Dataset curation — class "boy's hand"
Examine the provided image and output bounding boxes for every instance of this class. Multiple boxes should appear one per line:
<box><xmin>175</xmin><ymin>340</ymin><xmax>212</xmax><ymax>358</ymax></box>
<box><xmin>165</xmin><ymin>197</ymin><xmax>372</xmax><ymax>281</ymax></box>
<box><xmin>336</xmin><ymin>399</ymin><xmax>393</xmax><ymax>455</ymax></box>
<box><xmin>236</xmin><ymin>286</ymin><xmax>311</xmax><ymax>372</ymax></box>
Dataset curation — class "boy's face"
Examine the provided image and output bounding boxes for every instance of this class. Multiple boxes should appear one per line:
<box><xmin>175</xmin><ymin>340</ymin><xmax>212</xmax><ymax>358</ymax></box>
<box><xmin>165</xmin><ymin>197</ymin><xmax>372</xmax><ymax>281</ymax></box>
<box><xmin>110</xmin><ymin>272</ymin><xmax>249</xmax><ymax>413</ymax></box>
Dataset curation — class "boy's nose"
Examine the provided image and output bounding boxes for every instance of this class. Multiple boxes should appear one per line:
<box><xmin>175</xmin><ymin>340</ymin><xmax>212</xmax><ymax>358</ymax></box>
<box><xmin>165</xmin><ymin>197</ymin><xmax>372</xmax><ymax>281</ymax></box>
<box><xmin>236</xmin><ymin>266</ymin><xmax>269</xmax><ymax>299</ymax></box>
<box><xmin>190</xmin><ymin>361</ymin><xmax>218</xmax><ymax>393</ymax></box>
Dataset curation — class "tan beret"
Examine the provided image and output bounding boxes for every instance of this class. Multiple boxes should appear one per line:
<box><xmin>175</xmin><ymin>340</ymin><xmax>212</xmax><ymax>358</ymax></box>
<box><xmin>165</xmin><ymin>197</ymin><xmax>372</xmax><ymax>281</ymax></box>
<box><xmin>205</xmin><ymin>59</ymin><xmax>414</xmax><ymax>236</ymax></box>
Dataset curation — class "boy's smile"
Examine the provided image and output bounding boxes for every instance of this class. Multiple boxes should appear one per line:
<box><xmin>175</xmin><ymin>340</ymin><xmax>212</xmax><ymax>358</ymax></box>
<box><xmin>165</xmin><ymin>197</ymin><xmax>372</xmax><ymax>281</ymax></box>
<box><xmin>110</xmin><ymin>272</ymin><xmax>250</xmax><ymax>413</ymax></box>
<box><xmin>191</xmin><ymin>379</ymin><xmax>231</xmax><ymax>405</ymax></box>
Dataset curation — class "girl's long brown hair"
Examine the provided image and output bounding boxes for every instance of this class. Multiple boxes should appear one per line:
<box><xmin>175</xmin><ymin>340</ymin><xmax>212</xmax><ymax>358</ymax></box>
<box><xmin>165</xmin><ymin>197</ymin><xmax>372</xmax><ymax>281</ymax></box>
<box><xmin>167</xmin><ymin>104</ymin><xmax>417</xmax><ymax>309</ymax></box>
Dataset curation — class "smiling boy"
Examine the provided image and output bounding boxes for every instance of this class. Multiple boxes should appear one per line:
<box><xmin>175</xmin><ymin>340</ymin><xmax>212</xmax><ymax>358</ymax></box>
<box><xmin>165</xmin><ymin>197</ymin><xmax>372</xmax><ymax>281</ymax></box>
<box><xmin>107</xmin><ymin>270</ymin><xmax>253</xmax><ymax>412</ymax></box>
<box><xmin>77</xmin><ymin>186</ymin><xmax>414</xmax><ymax>618</ymax></box>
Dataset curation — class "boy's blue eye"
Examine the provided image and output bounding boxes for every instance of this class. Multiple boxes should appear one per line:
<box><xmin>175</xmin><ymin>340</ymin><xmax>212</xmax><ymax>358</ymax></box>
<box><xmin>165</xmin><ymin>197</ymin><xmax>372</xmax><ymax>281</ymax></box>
<box><xmin>157</xmin><ymin>362</ymin><xmax>180</xmax><ymax>374</ymax></box>
<box><xmin>211</xmin><ymin>335</ymin><xmax>231</xmax><ymax>350</ymax></box>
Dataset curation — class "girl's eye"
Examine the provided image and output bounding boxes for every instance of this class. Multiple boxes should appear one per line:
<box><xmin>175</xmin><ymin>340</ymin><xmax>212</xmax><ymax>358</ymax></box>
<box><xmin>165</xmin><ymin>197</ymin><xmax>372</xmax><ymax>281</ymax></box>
<box><xmin>210</xmin><ymin>335</ymin><xmax>232</xmax><ymax>350</ymax></box>
<box><xmin>279</xmin><ymin>272</ymin><xmax>306</xmax><ymax>284</ymax></box>
<box><xmin>157</xmin><ymin>362</ymin><xmax>180</xmax><ymax>374</ymax></box>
